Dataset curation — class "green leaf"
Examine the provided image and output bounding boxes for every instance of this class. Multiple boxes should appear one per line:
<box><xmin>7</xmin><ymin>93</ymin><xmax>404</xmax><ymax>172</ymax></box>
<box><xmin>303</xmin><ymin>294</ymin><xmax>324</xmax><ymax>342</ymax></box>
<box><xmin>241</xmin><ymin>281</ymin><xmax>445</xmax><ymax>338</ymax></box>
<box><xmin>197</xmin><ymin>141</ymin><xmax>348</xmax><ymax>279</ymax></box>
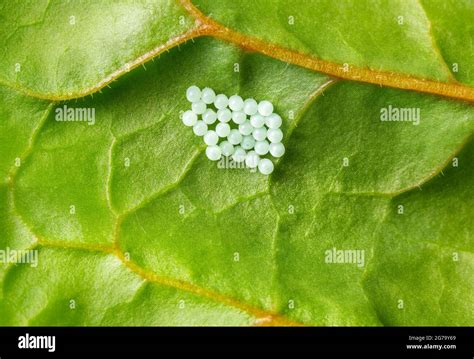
<box><xmin>194</xmin><ymin>0</ymin><xmax>472</xmax><ymax>85</ymax></box>
<box><xmin>0</xmin><ymin>0</ymin><xmax>196</xmax><ymax>98</ymax></box>
<box><xmin>0</xmin><ymin>1</ymin><xmax>473</xmax><ymax>326</ymax></box>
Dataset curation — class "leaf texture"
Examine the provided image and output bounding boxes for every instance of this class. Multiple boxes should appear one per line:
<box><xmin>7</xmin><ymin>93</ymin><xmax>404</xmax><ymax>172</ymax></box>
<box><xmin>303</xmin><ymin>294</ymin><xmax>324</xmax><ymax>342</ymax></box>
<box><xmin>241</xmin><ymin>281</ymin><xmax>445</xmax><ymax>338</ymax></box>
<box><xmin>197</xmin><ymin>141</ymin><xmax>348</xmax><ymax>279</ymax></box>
<box><xmin>0</xmin><ymin>0</ymin><xmax>473</xmax><ymax>326</ymax></box>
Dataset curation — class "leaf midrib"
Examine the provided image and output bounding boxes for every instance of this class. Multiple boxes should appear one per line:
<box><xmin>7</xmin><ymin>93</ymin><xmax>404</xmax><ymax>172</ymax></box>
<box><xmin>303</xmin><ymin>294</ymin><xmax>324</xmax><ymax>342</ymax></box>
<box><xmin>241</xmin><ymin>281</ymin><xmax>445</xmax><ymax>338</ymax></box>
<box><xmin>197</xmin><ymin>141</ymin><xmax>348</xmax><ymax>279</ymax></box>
<box><xmin>1</xmin><ymin>0</ymin><xmax>474</xmax><ymax>102</ymax></box>
<box><xmin>182</xmin><ymin>0</ymin><xmax>474</xmax><ymax>103</ymax></box>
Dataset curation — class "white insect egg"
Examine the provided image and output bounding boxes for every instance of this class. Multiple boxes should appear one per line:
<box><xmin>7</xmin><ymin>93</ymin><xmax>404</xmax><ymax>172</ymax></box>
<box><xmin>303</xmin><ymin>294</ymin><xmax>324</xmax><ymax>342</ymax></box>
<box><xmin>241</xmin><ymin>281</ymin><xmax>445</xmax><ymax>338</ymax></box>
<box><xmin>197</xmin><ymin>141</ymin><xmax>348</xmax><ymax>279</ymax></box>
<box><xmin>232</xmin><ymin>111</ymin><xmax>246</xmax><ymax>125</ymax></box>
<box><xmin>201</xmin><ymin>87</ymin><xmax>216</xmax><ymax>104</ymax></box>
<box><xmin>252</xmin><ymin>127</ymin><xmax>267</xmax><ymax>142</ymax></box>
<box><xmin>193</xmin><ymin>121</ymin><xmax>208</xmax><ymax>136</ymax></box>
<box><xmin>265</xmin><ymin>113</ymin><xmax>282</xmax><ymax>129</ymax></box>
<box><xmin>202</xmin><ymin>109</ymin><xmax>217</xmax><ymax>125</ymax></box>
<box><xmin>239</xmin><ymin>121</ymin><xmax>253</xmax><ymax>136</ymax></box>
<box><xmin>227</xmin><ymin>129</ymin><xmax>243</xmax><ymax>145</ymax></box>
<box><xmin>219</xmin><ymin>141</ymin><xmax>235</xmax><ymax>157</ymax></box>
<box><xmin>269</xmin><ymin>142</ymin><xmax>285</xmax><ymax>158</ymax></box>
<box><xmin>241</xmin><ymin>135</ymin><xmax>256</xmax><ymax>150</ymax></box>
<box><xmin>258</xmin><ymin>158</ymin><xmax>274</xmax><ymax>175</ymax></box>
<box><xmin>182</xmin><ymin>110</ymin><xmax>197</xmax><ymax>127</ymax></box>
<box><xmin>216</xmin><ymin>122</ymin><xmax>231</xmax><ymax>137</ymax></box>
<box><xmin>206</xmin><ymin>145</ymin><xmax>222</xmax><ymax>161</ymax></box>
<box><xmin>245</xmin><ymin>151</ymin><xmax>260</xmax><ymax>168</ymax></box>
<box><xmin>192</xmin><ymin>101</ymin><xmax>206</xmax><ymax>115</ymax></box>
<box><xmin>232</xmin><ymin>147</ymin><xmax>246</xmax><ymax>162</ymax></box>
<box><xmin>254</xmin><ymin>140</ymin><xmax>270</xmax><ymax>155</ymax></box>
<box><xmin>186</xmin><ymin>85</ymin><xmax>201</xmax><ymax>102</ymax></box>
<box><xmin>204</xmin><ymin>130</ymin><xmax>219</xmax><ymax>146</ymax></box>
<box><xmin>217</xmin><ymin>108</ymin><xmax>232</xmax><ymax>123</ymax></box>
<box><xmin>243</xmin><ymin>98</ymin><xmax>258</xmax><ymax>115</ymax></box>
<box><xmin>250</xmin><ymin>114</ymin><xmax>265</xmax><ymax>128</ymax></box>
<box><xmin>267</xmin><ymin>128</ymin><xmax>283</xmax><ymax>143</ymax></box>
<box><xmin>258</xmin><ymin>100</ymin><xmax>273</xmax><ymax>116</ymax></box>
<box><xmin>214</xmin><ymin>94</ymin><xmax>229</xmax><ymax>110</ymax></box>
<box><xmin>228</xmin><ymin>95</ymin><xmax>244</xmax><ymax>111</ymax></box>
<box><xmin>183</xmin><ymin>87</ymin><xmax>287</xmax><ymax>168</ymax></box>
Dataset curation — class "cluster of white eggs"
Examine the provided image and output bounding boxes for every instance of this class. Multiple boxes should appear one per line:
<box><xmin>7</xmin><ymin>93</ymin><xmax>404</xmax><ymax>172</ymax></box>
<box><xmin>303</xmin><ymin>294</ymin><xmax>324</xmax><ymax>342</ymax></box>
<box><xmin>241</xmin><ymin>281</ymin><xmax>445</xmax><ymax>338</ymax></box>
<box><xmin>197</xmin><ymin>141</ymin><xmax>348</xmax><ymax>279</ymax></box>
<box><xmin>182</xmin><ymin>86</ymin><xmax>285</xmax><ymax>175</ymax></box>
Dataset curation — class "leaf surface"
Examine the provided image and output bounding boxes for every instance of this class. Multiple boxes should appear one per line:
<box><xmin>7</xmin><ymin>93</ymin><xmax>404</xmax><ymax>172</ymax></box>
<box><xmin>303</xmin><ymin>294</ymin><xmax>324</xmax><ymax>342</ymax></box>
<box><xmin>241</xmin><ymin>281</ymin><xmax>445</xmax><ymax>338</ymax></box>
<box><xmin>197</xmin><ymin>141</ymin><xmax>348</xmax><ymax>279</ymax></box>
<box><xmin>0</xmin><ymin>0</ymin><xmax>196</xmax><ymax>98</ymax></box>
